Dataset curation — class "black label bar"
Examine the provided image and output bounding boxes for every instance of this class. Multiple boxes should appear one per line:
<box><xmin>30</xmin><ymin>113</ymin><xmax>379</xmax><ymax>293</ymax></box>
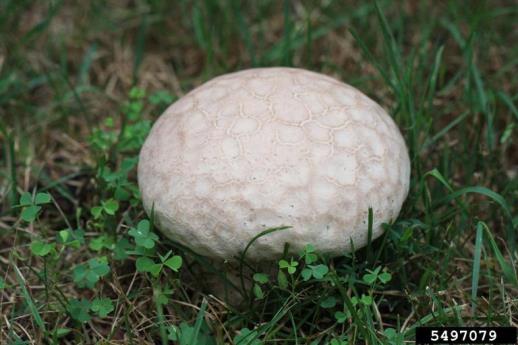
<box><xmin>415</xmin><ymin>327</ymin><xmax>517</xmax><ymax>344</ymax></box>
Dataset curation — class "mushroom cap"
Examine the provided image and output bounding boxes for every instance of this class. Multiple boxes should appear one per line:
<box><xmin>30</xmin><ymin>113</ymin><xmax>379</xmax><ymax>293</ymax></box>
<box><xmin>138</xmin><ymin>67</ymin><xmax>410</xmax><ymax>260</ymax></box>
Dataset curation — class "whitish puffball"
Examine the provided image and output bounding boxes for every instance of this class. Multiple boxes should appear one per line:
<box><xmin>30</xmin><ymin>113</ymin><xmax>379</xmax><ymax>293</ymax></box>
<box><xmin>138</xmin><ymin>67</ymin><xmax>410</xmax><ymax>260</ymax></box>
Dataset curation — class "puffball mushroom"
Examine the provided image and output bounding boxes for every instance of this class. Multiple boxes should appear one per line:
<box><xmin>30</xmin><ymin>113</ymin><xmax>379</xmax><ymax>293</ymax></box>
<box><xmin>138</xmin><ymin>67</ymin><xmax>410</xmax><ymax>260</ymax></box>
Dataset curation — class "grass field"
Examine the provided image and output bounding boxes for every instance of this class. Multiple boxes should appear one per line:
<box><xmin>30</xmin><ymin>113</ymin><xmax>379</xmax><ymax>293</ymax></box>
<box><xmin>0</xmin><ymin>1</ymin><xmax>517</xmax><ymax>344</ymax></box>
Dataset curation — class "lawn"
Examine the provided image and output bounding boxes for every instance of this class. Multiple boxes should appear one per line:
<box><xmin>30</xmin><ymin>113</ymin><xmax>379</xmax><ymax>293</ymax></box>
<box><xmin>0</xmin><ymin>1</ymin><xmax>517</xmax><ymax>344</ymax></box>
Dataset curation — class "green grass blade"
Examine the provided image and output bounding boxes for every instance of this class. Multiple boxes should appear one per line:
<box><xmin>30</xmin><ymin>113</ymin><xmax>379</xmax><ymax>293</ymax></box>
<box><xmin>154</xmin><ymin>287</ymin><xmax>168</xmax><ymax>345</ymax></box>
<box><xmin>373</xmin><ymin>1</ymin><xmax>402</xmax><ymax>79</ymax></box>
<box><xmin>366</xmin><ymin>207</ymin><xmax>374</xmax><ymax>264</ymax></box>
<box><xmin>471</xmin><ymin>222</ymin><xmax>483</xmax><ymax>314</ymax></box>
<box><xmin>282</xmin><ymin>0</ymin><xmax>293</xmax><ymax>66</ymax></box>
<box><xmin>349</xmin><ymin>27</ymin><xmax>394</xmax><ymax>92</ymax></box>
<box><xmin>440</xmin><ymin>186</ymin><xmax>513</xmax><ymax>221</ymax></box>
<box><xmin>497</xmin><ymin>91</ymin><xmax>518</xmax><ymax>121</ymax></box>
<box><xmin>21</xmin><ymin>0</ymin><xmax>62</xmax><ymax>44</ymax></box>
<box><xmin>12</xmin><ymin>263</ymin><xmax>47</xmax><ymax>334</ymax></box>
<box><xmin>188</xmin><ymin>299</ymin><xmax>208</xmax><ymax>345</ymax></box>
<box><xmin>232</xmin><ymin>2</ymin><xmax>256</xmax><ymax>66</ymax></box>
<box><xmin>78</xmin><ymin>43</ymin><xmax>97</xmax><ymax>86</ymax></box>
<box><xmin>425</xmin><ymin>168</ymin><xmax>454</xmax><ymax>192</ymax></box>
<box><xmin>480</xmin><ymin>222</ymin><xmax>518</xmax><ymax>286</ymax></box>
<box><xmin>422</xmin><ymin>111</ymin><xmax>469</xmax><ymax>151</ymax></box>
<box><xmin>133</xmin><ymin>14</ymin><xmax>148</xmax><ymax>84</ymax></box>
<box><xmin>426</xmin><ymin>45</ymin><xmax>444</xmax><ymax>110</ymax></box>
<box><xmin>0</xmin><ymin>122</ymin><xmax>18</xmax><ymax>213</ymax></box>
<box><xmin>239</xmin><ymin>226</ymin><xmax>291</xmax><ymax>300</ymax></box>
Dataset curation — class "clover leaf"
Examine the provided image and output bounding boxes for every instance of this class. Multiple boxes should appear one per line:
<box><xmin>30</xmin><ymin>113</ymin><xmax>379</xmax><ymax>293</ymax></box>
<box><xmin>319</xmin><ymin>296</ymin><xmax>337</xmax><ymax>309</ymax></box>
<box><xmin>73</xmin><ymin>257</ymin><xmax>110</xmax><ymax>288</ymax></box>
<box><xmin>300</xmin><ymin>244</ymin><xmax>318</xmax><ymax>264</ymax></box>
<box><xmin>67</xmin><ymin>298</ymin><xmax>92</xmax><ymax>323</ymax></box>
<box><xmin>335</xmin><ymin>311</ymin><xmax>348</xmax><ymax>323</ymax></box>
<box><xmin>164</xmin><ymin>255</ymin><xmax>182</xmax><ymax>272</ymax></box>
<box><xmin>301</xmin><ymin>264</ymin><xmax>329</xmax><ymax>281</ymax></box>
<box><xmin>136</xmin><ymin>256</ymin><xmax>162</xmax><ymax>277</ymax></box>
<box><xmin>252</xmin><ymin>273</ymin><xmax>269</xmax><ymax>300</ymax></box>
<box><xmin>128</xmin><ymin>220</ymin><xmax>159</xmax><ymax>249</ymax></box>
<box><xmin>362</xmin><ymin>266</ymin><xmax>392</xmax><ymax>286</ymax></box>
<box><xmin>30</xmin><ymin>240</ymin><xmax>55</xmax><ymax>257</ymax></box>
<box><xmin>57</xmin><ymin>228</ymin><xmax>84</xmax><ymax>248</ymax></box>
<box><xmin>310</xmin><ymin>264</ymin><xmax>329</xmax><ymax>279</ymax></box>
<box><xmin>113</xmin><ymin>238</ymin><xmax>132</xmax><ymax>260</ymax></box>
<box><xmin>89</xmin><ymin>234</ymin><xmax>114</xmax><ymax>252</ymax></box>
<box><xmin>91</xmin><ymin>198</ymin><xmax>119</xmax><ymax>219</ymax></box>
<box><xmin>360</xmin><ymin>294</ymin><xmax>373</xmax><ymax>305</ymax></box>
<box><xmin>91</xmin><ymin>298</ymin><xmax>114</xmax><ymax>318</ymax></box>
<box><xmin>136</xmin><ymin>251</ymin><xmax>183</xmax><ymax>277</ymax></box>
<box><xmin>18</xmin><ymin>192</ymin><xmax>51</xmax><ymax>222</ymax></box>
<box><xmin>279</xmin><ymin>258</ymin><xmax>298</xmax><ymax>275</ymax></box>
<box><xmin>253</xmin><ymin>273</ymin><xmax>269</xmax><ymax>284</ymax></box>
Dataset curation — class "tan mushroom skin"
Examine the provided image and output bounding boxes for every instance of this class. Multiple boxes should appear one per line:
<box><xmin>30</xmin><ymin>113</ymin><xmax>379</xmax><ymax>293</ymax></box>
<box><xmin>138</xmin><ymin>67</ymin><xmax>411</xmax><ymax>260</ymax></box>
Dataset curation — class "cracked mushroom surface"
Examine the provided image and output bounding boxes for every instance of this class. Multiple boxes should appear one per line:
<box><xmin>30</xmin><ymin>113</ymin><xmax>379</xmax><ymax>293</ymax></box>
<box><xmin>138</xmin><ymin>67</ymin><xmax>411</xmax><ymax>260</ymax></box>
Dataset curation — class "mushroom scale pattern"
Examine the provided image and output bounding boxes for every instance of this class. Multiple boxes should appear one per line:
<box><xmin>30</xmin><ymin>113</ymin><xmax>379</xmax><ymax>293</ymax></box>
<box><xmin>138</xmin><ymin>67</ymin><xmax>411</xmax><ymax>260</ymax></box>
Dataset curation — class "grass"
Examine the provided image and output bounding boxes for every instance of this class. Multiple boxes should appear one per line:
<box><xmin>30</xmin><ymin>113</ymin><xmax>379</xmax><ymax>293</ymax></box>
<box><xmin>0</xmin><ymin>0</ymin><xmax>517</xmax><ymax>344</ymax></box>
